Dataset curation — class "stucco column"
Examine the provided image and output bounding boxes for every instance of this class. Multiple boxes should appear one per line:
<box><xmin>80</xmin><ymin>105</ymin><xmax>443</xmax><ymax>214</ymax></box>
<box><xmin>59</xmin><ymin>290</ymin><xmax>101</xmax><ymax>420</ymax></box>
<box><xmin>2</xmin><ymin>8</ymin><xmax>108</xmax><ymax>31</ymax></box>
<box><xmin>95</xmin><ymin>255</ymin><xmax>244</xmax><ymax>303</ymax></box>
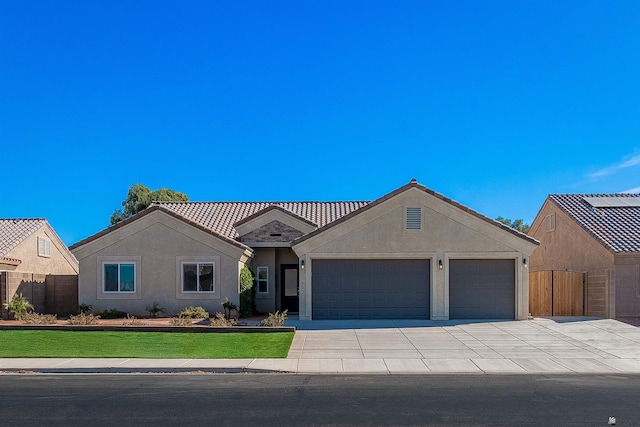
<box><xmin>432</xmin><ymin>253</ymin><xmax>448</xmax><ymax>320</ymax></box>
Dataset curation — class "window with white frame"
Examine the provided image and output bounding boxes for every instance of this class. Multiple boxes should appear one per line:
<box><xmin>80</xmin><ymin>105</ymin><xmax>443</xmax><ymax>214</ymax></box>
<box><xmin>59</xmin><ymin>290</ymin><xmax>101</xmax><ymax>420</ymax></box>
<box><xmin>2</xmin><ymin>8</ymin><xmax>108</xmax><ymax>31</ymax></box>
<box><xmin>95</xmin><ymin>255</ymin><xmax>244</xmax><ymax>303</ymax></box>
<box><xmin>182</xmin><ymin>262</ymin><xmax>215</xmax><ymax>292</ymax></box>
<box><xmin>37</xmin><ymin>237</ymin><xmax>51</xmax><ymax>258</ymax></box>
<box><xmin>257</xmin><ymin>266</ymin><xmax>268</xmax><ymax>293</ymax></box>
<box><xmin>103</xmin><ymin>262</ymin><xmax>136</xmax><ymax>292</ymax></box>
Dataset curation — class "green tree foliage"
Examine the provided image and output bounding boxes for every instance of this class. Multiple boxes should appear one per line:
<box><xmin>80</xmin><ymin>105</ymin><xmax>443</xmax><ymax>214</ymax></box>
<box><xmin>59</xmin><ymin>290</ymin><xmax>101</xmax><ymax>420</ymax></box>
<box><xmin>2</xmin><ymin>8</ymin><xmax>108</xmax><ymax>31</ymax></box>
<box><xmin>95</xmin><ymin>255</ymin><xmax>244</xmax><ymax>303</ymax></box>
<box><xmin>239</xmin><ymin>267</ymin><xmax>255</xmax><ymax>318</ymax></box>
<box><xmin>110</xmin><ymin>183</ymin><xmax>188</xmax><ymax>224</ymax></box>
<box><xmin>496</xmin><ymin>216</ymin><xmax>531</xmax><ymax>234</ymax></box>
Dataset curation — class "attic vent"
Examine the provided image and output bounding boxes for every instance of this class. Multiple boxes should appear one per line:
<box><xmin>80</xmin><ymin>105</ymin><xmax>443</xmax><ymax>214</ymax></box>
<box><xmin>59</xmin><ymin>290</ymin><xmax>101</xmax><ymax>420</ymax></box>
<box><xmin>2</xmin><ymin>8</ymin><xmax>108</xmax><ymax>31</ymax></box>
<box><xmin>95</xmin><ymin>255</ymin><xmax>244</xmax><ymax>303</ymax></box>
<box><xmin>405</xmin><ymin>207</ymin><xmax>422</xmax><ymax>230</ymax></box>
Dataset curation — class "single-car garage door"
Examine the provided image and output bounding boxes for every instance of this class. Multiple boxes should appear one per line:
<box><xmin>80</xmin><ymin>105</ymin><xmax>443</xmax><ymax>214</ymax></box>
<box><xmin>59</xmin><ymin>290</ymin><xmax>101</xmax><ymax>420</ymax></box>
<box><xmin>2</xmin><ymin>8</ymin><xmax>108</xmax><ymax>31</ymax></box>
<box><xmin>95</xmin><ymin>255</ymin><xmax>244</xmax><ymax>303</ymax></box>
<box><xmin>312</xmin><ymin>259</ymin><xmax>430</xmax><ymax>320</ymax></box>
<box><xmin>449</xmin><ymin>259</ymin><xmax>515</xmax><ymax>319</ymax></box>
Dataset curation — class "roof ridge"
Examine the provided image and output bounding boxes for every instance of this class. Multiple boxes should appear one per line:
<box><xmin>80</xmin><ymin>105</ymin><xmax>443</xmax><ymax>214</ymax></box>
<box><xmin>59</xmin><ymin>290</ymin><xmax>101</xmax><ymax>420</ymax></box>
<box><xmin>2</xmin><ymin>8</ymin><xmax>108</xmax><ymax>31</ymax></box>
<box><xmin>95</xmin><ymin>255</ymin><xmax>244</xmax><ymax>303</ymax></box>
<box><xmin>153</xmin><ymin>200</ymin><xmax>371</xmax><ymax>204</ymax></box>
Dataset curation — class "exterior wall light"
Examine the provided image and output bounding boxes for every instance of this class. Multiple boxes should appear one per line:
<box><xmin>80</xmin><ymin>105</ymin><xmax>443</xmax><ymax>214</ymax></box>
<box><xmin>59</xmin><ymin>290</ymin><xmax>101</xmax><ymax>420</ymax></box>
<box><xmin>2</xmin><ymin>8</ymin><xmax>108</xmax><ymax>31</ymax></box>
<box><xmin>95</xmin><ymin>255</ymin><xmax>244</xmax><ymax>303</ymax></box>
<box><xmin>300</xmin><ymin>259</ymin><xmax>305</xmax><ymax>269</ymax></box>
<box><xmin>438</xmin><ymin>259</ymin><xmax>443</xmax><ymax>270</ymax></box>
<box><xmin>523</xmin><ymin>258</ymin><xmax>528</xmax><ymax>268</ymax></box>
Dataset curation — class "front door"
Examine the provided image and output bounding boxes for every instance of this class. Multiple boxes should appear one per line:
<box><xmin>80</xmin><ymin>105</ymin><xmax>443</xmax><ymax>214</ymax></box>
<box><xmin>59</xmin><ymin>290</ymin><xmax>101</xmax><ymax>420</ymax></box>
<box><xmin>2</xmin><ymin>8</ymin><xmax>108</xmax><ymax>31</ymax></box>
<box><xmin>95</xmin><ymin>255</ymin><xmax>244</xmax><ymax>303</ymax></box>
<box><xmin>280</xmin><ymin>264</ymin><xmax>299</xmax><ymax>312</ymax></box>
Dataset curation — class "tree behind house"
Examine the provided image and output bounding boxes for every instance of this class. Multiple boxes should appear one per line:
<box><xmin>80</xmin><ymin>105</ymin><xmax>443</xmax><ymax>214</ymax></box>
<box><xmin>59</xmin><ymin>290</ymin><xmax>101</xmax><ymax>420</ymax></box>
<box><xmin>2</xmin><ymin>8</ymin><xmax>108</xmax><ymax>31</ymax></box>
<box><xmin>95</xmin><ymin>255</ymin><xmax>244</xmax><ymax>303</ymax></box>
<box><xmin>110</xmin><ymin>183</ymin><xmax>189</xmax><ymax>224</ymax></box>
<box><xmin>496</xmin><ymin>216</ymin><xmax>531</xmax><ymax>234</ymax></box>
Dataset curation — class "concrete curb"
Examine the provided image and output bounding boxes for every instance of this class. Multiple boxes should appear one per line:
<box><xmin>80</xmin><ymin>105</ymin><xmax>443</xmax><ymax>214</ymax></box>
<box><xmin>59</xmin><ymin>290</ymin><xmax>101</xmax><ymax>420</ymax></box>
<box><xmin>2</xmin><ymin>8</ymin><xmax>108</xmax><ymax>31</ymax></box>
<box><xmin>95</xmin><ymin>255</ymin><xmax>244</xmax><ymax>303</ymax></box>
<box><xmin>0</xmin><ymin>325</ymin><xmax>295</xmax><ymax>333</ymax></box>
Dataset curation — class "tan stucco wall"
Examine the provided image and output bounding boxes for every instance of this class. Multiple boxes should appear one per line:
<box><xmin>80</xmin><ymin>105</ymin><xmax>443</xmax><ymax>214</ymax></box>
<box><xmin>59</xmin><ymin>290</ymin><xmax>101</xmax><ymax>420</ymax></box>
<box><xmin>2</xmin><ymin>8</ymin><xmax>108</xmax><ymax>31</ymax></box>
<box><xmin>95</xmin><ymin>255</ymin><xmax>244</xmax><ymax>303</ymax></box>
<box><xmin>251</xmin><ymin>247</ymin><xmax>276</xmax><ymax>313</ymax></box>
<box><xmin>614</xmin><ymin>263</ymin><xmax>640</xmax><ymax>317</ymax></box>
<box><xmin>72</xmin><ymin>210</ymin><xmax>251</xmax><ymax>316</ymax></box>
<box><xmin>294</xmin><ymin>187</ymin><xmax>537</xmax><ymax>321</ymax></box>
<box><xmin>5</xmin><ymin>224</ymin><xmax>78</xmax><ymax>275</ymax></box>
<box><xmin>250</xmin><ymin>247</ymin><xmax>300</xmax><ymax>313</ymax></box>
<box><xmin>529</xmin><ymin>200</ymin><xmax>615</xmax><ymax>272</ymax></box>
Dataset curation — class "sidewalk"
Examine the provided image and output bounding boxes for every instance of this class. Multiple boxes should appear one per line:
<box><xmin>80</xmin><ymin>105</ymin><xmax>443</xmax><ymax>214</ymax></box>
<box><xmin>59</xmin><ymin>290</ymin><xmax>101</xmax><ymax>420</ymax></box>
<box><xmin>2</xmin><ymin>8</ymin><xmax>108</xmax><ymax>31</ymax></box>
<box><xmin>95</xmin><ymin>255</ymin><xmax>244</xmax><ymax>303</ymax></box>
<box><xmin>1</xmin><ymin>318</ymin><xmax>640</xmax><ymax>374</ymax></box>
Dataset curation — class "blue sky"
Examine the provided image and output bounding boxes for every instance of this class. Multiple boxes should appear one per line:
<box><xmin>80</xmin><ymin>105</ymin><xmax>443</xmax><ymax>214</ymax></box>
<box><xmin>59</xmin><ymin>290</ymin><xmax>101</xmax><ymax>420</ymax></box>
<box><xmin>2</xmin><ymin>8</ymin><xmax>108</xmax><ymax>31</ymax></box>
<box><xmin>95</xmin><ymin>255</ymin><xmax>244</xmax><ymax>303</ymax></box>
<box><xmin>1</xmin><ymin>0</ymin><xmax>639</xmax><ymax>246</ymax></box>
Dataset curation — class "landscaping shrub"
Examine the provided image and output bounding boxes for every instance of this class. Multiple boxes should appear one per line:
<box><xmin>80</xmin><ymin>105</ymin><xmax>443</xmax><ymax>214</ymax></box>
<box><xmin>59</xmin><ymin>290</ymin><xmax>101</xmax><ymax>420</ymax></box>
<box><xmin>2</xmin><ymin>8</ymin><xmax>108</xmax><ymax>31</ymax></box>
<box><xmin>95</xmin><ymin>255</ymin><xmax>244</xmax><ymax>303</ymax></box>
<box><xmin>67</xmin><ymin>312</ymin><xmax>101</xmax><ymax>325</ymax></box>
<box><xmin>3</xmin><ymin>293</ymin><xmax>34</xmax><ymax>320</ymax></box>
<box><xmin>239</xmin><ymin>267</ymin><xmax>255</xmax><ymax>318</ymax></box>
<box><xmin>145</xmin><ymin>301</ymin><xmax>165</xmax><ymax>317</ymax></box>
<box><xmin>178</xmin><ymin>306</ymin><xmax>209</xmax><ymax>319</ymax></box>
<box><xmin>209</xmin><ymin>312</ymin><xmax>237</xmax><ymax>327</ymax></box>
<box><xmin>73</xmin><ymin>303</ymin><xmax>93</xmax><ymax>315</ymax></box>
<box><xmin>22</xmin><ymin>313</ymin><xmax>57</xmax><ymax>325</ymax></box>
<box><xmin>122</xmin><ymin>315</ymin><xmax>145</xmax><ymax>326</ymax></box>
<box><xmin>99</xmin><ymin>308</ymin><xmax>128</xmax><ymax>319</ymax></box>
<box><xmin>169</xmin><ymin>317</ymin><xmax>193</xmax><ymax>326</ymax></box>
<box><xmin>260</xmin><ymin>310</ymin><xmax>288</xmax><ymax>327</ymax></box>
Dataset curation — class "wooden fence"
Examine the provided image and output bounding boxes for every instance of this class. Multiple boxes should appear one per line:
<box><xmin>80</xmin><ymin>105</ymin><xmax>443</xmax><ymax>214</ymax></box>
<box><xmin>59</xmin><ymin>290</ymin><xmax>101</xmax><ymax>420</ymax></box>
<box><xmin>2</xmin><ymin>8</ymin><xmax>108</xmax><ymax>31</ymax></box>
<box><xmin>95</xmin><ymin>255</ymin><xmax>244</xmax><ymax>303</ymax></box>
<box><xmin>529</xmin><ymin>270</ymin><xmax>585</xmax><ymax>316</ymax></box>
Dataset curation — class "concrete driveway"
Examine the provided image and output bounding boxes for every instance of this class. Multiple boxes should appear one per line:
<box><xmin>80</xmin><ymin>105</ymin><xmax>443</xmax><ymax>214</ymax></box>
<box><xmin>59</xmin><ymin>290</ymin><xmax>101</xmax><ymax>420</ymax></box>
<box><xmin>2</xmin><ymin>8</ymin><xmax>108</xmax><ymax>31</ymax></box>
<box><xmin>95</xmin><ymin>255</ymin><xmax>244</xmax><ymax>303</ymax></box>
<box><xmin>2</xmin><ymin>317</ymin><xmax>640</xmax><ymax>375</ymax></box>
<box><xmin>285</xmin><ymin>317</ymin><xmax>640</xmax><ymax>374</ymax></box>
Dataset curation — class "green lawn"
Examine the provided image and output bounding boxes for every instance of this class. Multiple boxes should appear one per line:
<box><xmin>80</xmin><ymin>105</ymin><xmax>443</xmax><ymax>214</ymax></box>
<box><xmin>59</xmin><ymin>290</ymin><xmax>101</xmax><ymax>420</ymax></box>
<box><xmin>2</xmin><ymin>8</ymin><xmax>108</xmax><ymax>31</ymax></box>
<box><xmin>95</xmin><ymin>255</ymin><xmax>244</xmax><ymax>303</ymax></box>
<box><xmin>0</xmin><ymin>330</ymin><xmax>294</xmax><ymax>358</ymax></box>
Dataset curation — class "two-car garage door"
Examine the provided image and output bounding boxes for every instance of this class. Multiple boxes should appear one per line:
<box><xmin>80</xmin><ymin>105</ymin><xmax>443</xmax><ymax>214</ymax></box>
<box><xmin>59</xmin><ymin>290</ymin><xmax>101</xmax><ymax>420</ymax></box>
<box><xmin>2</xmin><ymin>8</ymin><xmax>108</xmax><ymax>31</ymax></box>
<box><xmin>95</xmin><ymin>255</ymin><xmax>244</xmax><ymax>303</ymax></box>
<box><xmin>311</xmin><ymin>258</ymin><xmax>515</xmax><ymax>320</ymax></box>
<box><xmin>312</xmin><ymin>259</ymin><xmax>430</xmax><ymax>320</ymax></box>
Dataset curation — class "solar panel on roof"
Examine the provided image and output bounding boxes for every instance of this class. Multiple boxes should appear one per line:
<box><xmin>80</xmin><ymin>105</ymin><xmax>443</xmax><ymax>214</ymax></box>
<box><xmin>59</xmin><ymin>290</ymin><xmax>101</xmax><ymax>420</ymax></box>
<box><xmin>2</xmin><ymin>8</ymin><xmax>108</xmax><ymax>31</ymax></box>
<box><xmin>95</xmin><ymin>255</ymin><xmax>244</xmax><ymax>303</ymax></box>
<box><xmin>583</xmin><ymin>196</ymin><xmax>640</xmax><ymax>208</ymax></box>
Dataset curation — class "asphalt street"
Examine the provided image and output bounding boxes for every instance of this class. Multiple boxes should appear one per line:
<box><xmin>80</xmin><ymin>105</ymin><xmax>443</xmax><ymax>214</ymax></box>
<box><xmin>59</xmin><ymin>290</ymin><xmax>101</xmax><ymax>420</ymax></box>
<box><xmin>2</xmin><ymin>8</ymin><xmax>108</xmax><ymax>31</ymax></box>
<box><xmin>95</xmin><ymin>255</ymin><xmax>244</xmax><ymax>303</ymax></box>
<box><xmin>2</xmin><ymin>374</ymin><xmax>639</xmax><ymax>426</ymax></box>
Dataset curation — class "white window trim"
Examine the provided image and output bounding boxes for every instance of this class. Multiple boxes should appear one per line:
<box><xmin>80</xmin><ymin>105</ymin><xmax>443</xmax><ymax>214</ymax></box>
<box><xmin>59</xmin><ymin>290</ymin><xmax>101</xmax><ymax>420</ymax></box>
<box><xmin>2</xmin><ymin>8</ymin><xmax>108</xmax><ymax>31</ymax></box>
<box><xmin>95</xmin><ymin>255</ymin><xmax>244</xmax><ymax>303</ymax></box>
<box><xmin>256</xmin><ymin>266</ymin><xmax>269</xmax><ymax>294</ymax></box>
<box><xmin>102</xmin><ymin>262</ymin><xmax>137</xmax><ymax>293</ymax></box>
<box><xmin>37</xmin><ymin>237</ymin><xmax>51</xmax><ymax>258</ymax></box>
<box><xmin>96</xmin><ymin>256</ymin><xmax>141</xmax><ymax>300</ymax></box>
<box><xmin>181</xmin><ymin>262</ymin><xmax>216</xmax><ymax>293</ymax></box>
<box><xmin>175</xmin><ymin>256</ymin><xmax>221</xmax><ymax>300</ymax></box>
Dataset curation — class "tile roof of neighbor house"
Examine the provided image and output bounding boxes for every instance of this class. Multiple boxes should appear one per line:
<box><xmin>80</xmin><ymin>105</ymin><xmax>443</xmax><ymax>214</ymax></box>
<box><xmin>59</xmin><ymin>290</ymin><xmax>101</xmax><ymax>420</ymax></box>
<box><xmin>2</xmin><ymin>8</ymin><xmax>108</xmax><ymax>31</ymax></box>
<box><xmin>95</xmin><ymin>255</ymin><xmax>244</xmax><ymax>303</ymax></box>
<box><xmin>0</xmin><ymin>218</ymin><xmax>47</xmax><ymax>258</ymax></box>
<box><xmin>548</xmin><ymin>194</ymin><xmax>640</xmax><ymax>253</ymax></box>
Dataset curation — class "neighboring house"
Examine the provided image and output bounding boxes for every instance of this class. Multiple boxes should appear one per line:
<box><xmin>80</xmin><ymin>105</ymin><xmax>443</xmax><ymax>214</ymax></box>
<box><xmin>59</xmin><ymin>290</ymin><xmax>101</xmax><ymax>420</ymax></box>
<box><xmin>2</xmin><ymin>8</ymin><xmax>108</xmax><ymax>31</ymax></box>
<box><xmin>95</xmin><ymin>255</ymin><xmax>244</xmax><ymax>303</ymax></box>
<box><xmin>529</xmin><ymin>194</ymin><xmax>640</xmax><ymax>319</ymax></box>
<box><xmin>0</xmin><ymin>219</ymin><xmax>79</xmax><ymax>318</ymax></box>
<box><xmin>70</xmin><ymin>180</ymin><xmax>538</xmax><ymax>320</ymax></box>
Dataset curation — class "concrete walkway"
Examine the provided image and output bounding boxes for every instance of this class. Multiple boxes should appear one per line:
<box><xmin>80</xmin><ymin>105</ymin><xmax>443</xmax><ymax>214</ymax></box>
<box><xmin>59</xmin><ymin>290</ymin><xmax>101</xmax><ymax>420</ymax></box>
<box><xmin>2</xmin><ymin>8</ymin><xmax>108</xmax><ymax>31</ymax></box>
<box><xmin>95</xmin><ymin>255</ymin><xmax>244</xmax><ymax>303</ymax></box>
<box><xmin>2</xmin><ymin>318</ymin><xmax>640</xmax><ymax>374</ymax></box>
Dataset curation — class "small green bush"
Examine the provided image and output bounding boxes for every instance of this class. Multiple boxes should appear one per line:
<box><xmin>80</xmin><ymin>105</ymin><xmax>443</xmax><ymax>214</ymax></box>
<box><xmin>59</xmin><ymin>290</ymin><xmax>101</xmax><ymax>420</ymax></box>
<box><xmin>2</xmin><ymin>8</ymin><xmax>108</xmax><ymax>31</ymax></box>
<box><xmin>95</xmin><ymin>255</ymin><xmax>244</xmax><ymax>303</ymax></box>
<box><xmin>145</xmin><ymin>301</ymin><xmax>165</xmax><ymax>317</ymax></box>
<box><xmin>73</xmin><ymin>303</ymin><xmax>93</xmax><ymax>315</ymax></box>
<box><xmin>178</xmin><ymin>306</ymin><xmax>209</xmax><ymax>319</ymax></box>
<box><xmin>169</xmin><ymin>317</ymin><xmax>193</xmax><ymax>326</ymax></box>
<box><xmin>99</xmin><ymin>308</ymin><xmax>128</xmax><ymax>319</ymax></box>
<box><xmin>3</xmin><ymin>293</ymin><xmax>34</xmax><ymax>320</ymax></box>
<box><xmin>67</xmin><ymin>312</ymin><xmax>101</xmax><ymax>325</ymax></box>
<box><xmin>22</xmin><ymin>313</ymin><xmax>58</xmax><ymax>325</ymax></box>
<box><xmin>209</xmin><ymin>312</ymin><xmax>237</xmax><ymax>327</ymax></box>
<box><xmin>260</xmin><ymin>310</ymin><xmax>288</xmax><ymax>327</ymax></box>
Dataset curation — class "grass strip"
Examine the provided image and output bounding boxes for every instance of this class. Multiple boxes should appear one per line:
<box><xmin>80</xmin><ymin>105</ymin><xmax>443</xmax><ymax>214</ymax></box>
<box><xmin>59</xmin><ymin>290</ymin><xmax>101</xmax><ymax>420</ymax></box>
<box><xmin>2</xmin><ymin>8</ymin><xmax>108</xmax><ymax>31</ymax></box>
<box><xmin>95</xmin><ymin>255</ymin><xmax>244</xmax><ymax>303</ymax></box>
<box><xmin>0</xmin><ymin>330</ymin><xmax>294</xmax><ymax>358</ymax></box>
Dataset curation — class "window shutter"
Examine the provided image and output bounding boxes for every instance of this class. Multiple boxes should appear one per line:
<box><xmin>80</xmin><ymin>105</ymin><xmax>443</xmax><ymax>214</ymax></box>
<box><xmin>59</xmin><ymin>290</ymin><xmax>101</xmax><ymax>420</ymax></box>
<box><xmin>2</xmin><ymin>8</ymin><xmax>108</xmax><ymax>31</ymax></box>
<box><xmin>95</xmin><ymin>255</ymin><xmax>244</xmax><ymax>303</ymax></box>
<box><xmin>545</xmin><ymin>214</ymin><xmax>556</xmax><ymax>232</ymax></box>
<box><xmin>37</xmin><ymin>237</ymin><xmax>51</xmax><ymax>257</ymax></box>
<box><xmin>406</xmin><ymin>207</ymin><xmax>422</xmax><ymax>230</ymax></box>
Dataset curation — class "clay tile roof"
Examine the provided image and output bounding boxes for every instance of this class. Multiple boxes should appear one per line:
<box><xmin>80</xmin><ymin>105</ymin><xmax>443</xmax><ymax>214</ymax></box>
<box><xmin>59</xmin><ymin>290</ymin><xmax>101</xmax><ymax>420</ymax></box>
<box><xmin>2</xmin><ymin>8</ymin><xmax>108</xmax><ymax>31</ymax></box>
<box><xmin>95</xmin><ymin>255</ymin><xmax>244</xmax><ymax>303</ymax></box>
<box><xmin>0</xmin><ymin>218</ymin><xmax>47</xmax><ymax>258</ymax></box>
<box><xmin>549</xmin><ymin>194</ymin><xmax>640</xmax><ymax>253</ymax></box>
<box><xmin>154</xmin><ymin>201</ymin><xmax>369</xmax><ymax>240</ymax></box>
